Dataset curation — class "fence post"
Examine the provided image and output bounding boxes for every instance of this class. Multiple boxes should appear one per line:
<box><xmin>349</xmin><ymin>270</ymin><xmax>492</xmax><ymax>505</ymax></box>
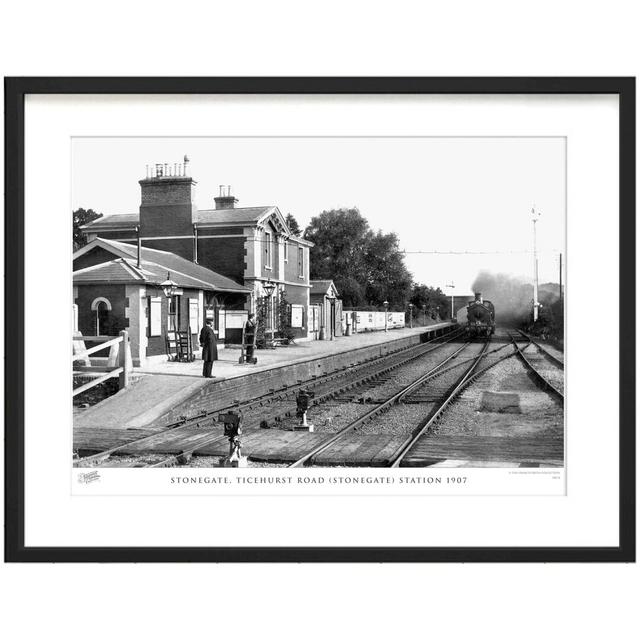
<box><xmin>119</xmin><ymin>330</ymin><xmax>130</xmax><ymax>390</ymax></box>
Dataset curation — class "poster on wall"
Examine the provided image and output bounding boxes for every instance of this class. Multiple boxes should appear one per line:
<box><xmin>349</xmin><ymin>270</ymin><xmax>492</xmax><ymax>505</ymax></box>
<box><xmin>291</xmin><ymin>304</ymin><xmax>304</xmax><ymax>328</ymax></box>
<box><xmin>188</xmin><ymin>298</ymin><xmax>200</xmax><ymax>333</ymax></box>
<box><xmin>225</xmin><ymin>310</ymin><xmax>248</xmax><ymax>329</ymax></box>
<box><xmin>149</xmin><ymin>297</ymin><xmax>162</xmax><ymax>336</ymax></box>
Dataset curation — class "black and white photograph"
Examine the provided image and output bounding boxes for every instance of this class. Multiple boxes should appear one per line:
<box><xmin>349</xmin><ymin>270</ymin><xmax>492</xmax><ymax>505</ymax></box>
<box><xmin>71</xmin><ymin>136</ymin><xmax>566</xmax><ymax>475</ymax></box>
<box><xmin>6</xmin><ymin>77</ymin><xmax>633</xmax><ymax>563</ymax></box>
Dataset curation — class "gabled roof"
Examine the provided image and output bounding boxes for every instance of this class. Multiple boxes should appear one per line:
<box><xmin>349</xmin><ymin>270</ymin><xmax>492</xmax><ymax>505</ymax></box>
<box><xmin>196</xmin><ymin>206</ymin><xmax>275</xmax><ymax>226</ymax></box>
<box><xmin>81</xmin><ymin>207</ymin><xmax>278</xmax><ymax>230</ymax></box>
<box><xmin>73</xmin><ymin>238</ymin><xmax>251</xmax><ymax>293</ymax></box>
<box><xmin>310</xmin><ymin>279</ymin><xmax>339</xmax><ymax>298</ymax></box>
<box><xmin>73</xmin><ymin>258</ymin><xmax>147</xmax><ymax>283</ymax></box>
<box><xmin>80</xmin><ymin>213</ymin><xmax>139</xmax><ymax>230</ymax></box>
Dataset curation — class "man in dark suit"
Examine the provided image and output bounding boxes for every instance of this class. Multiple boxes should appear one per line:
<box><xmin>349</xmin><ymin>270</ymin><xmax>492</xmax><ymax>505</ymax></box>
<box><xmin>199</xmin><ymin>319</ymin><xmax>218</xmax><ymax>378</ymax></box>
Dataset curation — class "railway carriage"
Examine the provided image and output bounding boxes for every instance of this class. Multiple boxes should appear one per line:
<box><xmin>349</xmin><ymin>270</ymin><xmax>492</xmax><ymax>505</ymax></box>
<box><xmin>466</xmin><ymin>292</ymin><xmax>495</xmax><ymax>337</ymax></box>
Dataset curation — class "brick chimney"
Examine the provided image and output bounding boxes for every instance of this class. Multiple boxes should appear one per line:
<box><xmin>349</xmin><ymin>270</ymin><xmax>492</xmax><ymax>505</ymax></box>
<box><xmin>139</xmin><ymin>156</ymin><xmax>197</xmax><ymax>238</ymax></box>
<box><xmin>214</xmin><ymin>185</ymin><xmax>238</xmax><ymax>209</ymax></box>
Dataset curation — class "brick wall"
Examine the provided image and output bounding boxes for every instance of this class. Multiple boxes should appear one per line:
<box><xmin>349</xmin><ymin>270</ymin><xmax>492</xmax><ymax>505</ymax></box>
<box><xmin>141</xmin><ymin>237</ymin><xmax>195</xmax><ymax>262</ymax></box>
<box><xmin>283</xmin><ymin>282</ymin><xmax>309</xmax><ymax>338</ymax></box>
<box><xmin>140</xmin><ymin>204</ymin><xmax>197</xmax><ymax>238</ymax></box>
<box><xmin>197</xmin><ymin>236</ymin><xmax>246</xmax><ymax>283</ymax></box>
<box><xmin>139</xmin><ymin>176</ymin><xmax>197</xmax><ymax>238</ymax></box>
<box><xmin>74</xmin><ymin>247</ymin><xmax>121</xmax><ymax>270</ymax></box>
<box><xmin>284</xmin><ymin>240</ymin><xmax>308</xmax><ymax>284</ymax></box>
<box><xmin>75</xmin><ymin>284</ymin><xmax>127</xmax><ymax>355</ymax></box>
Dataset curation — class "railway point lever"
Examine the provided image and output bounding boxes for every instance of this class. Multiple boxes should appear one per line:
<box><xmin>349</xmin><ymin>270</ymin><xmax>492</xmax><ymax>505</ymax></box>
<box><xmin>296</xmin><ymin>390</ymin><xmax>315</xmax><ymax>432</ymax></box>
<box><xmin>218</xmin><ymin>411</ymin><xmax>247</xmax><ymax>467</ymax></box>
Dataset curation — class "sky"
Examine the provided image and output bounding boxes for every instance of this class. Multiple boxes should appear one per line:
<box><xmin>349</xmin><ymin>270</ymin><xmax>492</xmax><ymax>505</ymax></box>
<box><xmin>72</xmin><ymin>137</ymin><xmax>566</xmax><ymax>295</ymax></box>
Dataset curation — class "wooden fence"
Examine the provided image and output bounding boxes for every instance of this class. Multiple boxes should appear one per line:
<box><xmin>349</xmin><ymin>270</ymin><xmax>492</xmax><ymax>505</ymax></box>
<box><xmin>72</xmin><ymin>330</ymin><xmax>131</xmax><ymax>398</ymax></box>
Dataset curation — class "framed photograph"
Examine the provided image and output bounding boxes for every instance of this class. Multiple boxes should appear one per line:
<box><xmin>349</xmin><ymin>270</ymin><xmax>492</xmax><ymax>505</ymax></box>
<box><xmin>5</xmin><ymin>77</ymin><xmax>635</xmax><ymax>562</ymax></box>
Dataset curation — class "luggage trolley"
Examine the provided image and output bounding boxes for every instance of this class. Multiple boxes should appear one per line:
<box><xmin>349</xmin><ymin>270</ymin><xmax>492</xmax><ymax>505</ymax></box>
<box><xmin>239</xmin><ymin>321</ymin><xmax>258</xmax><ymax>364</ymax></box>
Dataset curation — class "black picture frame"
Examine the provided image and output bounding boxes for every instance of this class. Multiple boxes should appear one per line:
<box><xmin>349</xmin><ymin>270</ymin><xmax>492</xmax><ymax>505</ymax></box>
<box><xmin>4</xmin><ymin>77</ymin><xmax>635</xmax><ymax>563</ymax></box>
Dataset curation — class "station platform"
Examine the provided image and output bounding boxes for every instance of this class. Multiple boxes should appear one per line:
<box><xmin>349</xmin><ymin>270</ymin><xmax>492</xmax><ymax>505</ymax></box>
<box><xmin>75</xmin><ymin>323</ymin><xmax>454</xmax><ymax>432</ymax></box>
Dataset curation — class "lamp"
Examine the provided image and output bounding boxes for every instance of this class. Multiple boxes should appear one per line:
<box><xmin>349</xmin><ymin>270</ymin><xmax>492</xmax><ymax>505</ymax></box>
<box><xmin>263</xmin><ymin>278</ymin><xmax>276</xmax><ymax>297</ymax></box>
<box><xmin>161</xmin><ymin>272</ymin><xmax>178</xmax><ymax>299</ymax></box>
<box><xmin>263</xmin><ymin>278</ymin><xmax>277</xmax><ymax>342</ymax></box>
<box><xmin>408</xmin><ymin>302</ymin><xmax>414</xmax><ymax>329</ymax></box>
<box><xmin>383</xmin><ymin>300</ymin><xmax>389</xmax><ymax>333</ymax></box>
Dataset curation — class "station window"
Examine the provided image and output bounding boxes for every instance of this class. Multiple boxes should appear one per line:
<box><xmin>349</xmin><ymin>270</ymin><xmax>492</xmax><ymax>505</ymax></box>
<box><xmin>297</xmin><ymin>247</ymin><xmax>304</xmax><ymax>278</ymax></box>
<box><xmin>265</xmin><ymin>231</ymin><xmax>272</xmax><ymax>269</ymax></box>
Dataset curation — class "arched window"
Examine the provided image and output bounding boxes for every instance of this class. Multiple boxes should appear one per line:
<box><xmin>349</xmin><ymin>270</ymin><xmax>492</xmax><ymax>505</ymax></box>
<box><xmin>90</xmin><ymin>297</ymin><xmax>112</xmax><ymax>336</ymax></box>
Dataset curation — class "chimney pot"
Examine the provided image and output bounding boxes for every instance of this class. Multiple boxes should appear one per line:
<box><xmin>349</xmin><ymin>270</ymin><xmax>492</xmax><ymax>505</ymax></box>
<box><xmin>214</xmin><ymin>186</ymin><xmax>238</xmax><ymax>209</ymax></box>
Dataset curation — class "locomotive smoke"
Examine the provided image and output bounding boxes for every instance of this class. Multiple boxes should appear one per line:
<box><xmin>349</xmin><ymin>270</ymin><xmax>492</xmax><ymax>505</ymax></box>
<box><xmin>471</xmin><ymin>271</ymin><xmax>533</xmax><ymax>325</ymax></box>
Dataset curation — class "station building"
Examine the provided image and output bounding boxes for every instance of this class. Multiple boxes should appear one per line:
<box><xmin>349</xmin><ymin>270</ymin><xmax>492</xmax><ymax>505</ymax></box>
<box><xmin>73</xmin><ymin>238</ymin><xmax>251</xmax><ymax>365</ymax></box>
<box><xmin>309</xmin><ymin>280</ymin><xmax>343</xmax><ymax>340</ymax></box>
<box><xmin>75</xmin><ymin>157</ymin><xmax>314</xmax><ymax>363</ymax></box>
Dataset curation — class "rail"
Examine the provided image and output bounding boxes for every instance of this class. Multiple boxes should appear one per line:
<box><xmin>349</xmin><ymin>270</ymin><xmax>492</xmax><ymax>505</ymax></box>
<box><xmin>517</xmin><ymin>330</ymin><xmax>564</xmax><ymax>369</ymax></box>
<box><xmin>389</xmin><ymin>337</ymin><xmax>494</xmax><ymax>467</ymax></box>
<box><xmin>511</xmin><ymin>335</ymin><xmax>564</xmax><ymax>403</ymax></box>
<box><xmin>288</xmin><ymin>339</ymin><xmax>474</xmax><ymax>468</ymax></box>
<box><xmin>75</xmin><ymin>328</ymin><xmax>465</xmax><ymax>467</ymax></box>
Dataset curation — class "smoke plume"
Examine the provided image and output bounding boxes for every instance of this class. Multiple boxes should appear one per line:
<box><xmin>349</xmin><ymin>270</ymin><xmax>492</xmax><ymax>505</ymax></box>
<box><xmin>470</xmin><ymin>271</ymin><xmax>533</xmax><ymax>325</ymax></box>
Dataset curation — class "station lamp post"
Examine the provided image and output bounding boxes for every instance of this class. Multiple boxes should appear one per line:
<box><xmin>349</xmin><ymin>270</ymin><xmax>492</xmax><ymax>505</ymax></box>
<box><xmin>422</xmin><ymin>304</ymin><xmax>427</xmax><ymax>326</ymax></box>
<box><xmin>263</xmin><ymin>278</ymin><xmax>276</xmax><ymax>342</ymax></box>
<box><xmin>161</xmin><ymin>272</ymin><xmax>179</xmax><ymax>332</ymax></box>
<box><xmin>383</xmin><ymin>300</ymin><xmax>389</xmax><ymax>332</ymax></box>
<box><xmin>408</xmin><ymin>303</ymin><xmax>414</xmax><ymax>329</ymax></box>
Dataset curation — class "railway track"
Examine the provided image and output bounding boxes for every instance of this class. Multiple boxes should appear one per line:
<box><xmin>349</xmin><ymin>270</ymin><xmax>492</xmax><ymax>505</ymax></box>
<box><xmin>76</xmin><ymin>326</ymin><xmax>565</xmax><ymax>469</ymax></box>
<box><xmin>511</xmin><ymin>332</ymin><xmax>564</xmax><ymax>402</ymax></box>
<box><xmin>289</xmin><ymin>336</ymin><xmax>502</xmax><ymax>468</ymax></box>
<box><xmin>75</xmin><ymin>327</ymin><xmax>464</xmax><ymax>468</ymax></box>
<box><xmin>517</xmin><ymin>330</ymin><xmax>564</xmax><ymax>369</ymax></box>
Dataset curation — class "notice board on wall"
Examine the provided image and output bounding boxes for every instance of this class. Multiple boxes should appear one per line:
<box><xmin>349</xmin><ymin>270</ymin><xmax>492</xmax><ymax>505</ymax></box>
<box><xmin>225</xmin><ymin>310</ymin><xmax>248</xmax><ymax>329</ymax></box>
<box><xmin>291</xmin><ymin>304</ymin><xmax>304</xmax><ymax>328</ymax></box>
<box><xmin>189</xmin><ymin>298</ymin><xmax>200</xmax><ymax>333</ymax></box>
<box><xmin>149</xmin><ymin>297</ymin><xmax>162</xmax><ymax>336</ymax></box>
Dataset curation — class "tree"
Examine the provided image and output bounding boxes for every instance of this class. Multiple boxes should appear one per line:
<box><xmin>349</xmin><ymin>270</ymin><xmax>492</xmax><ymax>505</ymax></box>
<box><xmin>304</xmin><ymin>208</ymin><xmax>413</xmax><ymax>310</ymax></box>
<box><xmin>285</xmin><ymin>213</ymin><xmax>302</xmax><ymax>236</ymax></box>
<box><xmin>410</xmin><ymin>284</ymin><xmax>449</xmax><ymax>321</ymax></box>
<box><xmin>73</xmin><ymin>208</ymin><xmax>103</xmax><ymax>250</ymax></box>
<box><xmin>276</xmin><ymin>290</ymin><xmax>295</xmax><ymax>342</ymax></box>
<box><xmin>363</xmin><ymin>230</ymin><xmax>413</xmax><ymax>309</ymax></box>
<box><xmin>304</xmin><ymin>208</ymin><xmax>373</xmax><ymax>308</ymax></box>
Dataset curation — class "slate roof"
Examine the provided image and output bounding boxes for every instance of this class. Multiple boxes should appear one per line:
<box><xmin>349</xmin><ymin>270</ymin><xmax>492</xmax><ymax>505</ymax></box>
<box><xmin>73</xmin><ymin>239</ymin><xmax>250</xmax><ymax>293</ymax></box>
<box><xmin>80</xmin><ymin>213</ymin><xmax>139</xmax><ymax>229</ymax></box>
<box><xmin>73</xmin><ymin>259</ymin><xmax>145</xmax><ymax>283</ymax></box>
<box><xmin>196</xmin><ymin>207</ymin><xmax>275</xmax><ymax>226</ymax></box>
<box><xmin>310</xmin><ymin>280</ymin><xmax>339</xmax><ymax>297</ymax></box>
<box><xmin>81</xmin><ymin>207</ymin><xmax>275</xmax><ymax>230</ymax></box>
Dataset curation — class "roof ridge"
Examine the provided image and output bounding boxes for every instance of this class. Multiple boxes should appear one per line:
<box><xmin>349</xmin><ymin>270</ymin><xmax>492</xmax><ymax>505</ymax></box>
<box><xmin>101</xmin><ymin>237</ymin><xmax>175</xmax><ymax>257</ymax></box>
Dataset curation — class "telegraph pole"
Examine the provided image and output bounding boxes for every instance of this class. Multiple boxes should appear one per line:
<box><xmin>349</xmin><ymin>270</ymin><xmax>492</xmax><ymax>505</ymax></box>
<box><xmin>446</xmin><ymin>282</ymin><xmax>455</xmax><ymax>320</ymax></box>
<box><xmin>559</xmin><ymin>253</ymin><xmax>563</xmax><ymax>301</ymax></box>
<box><xmin>531</xmin><ymin>206</ymin><xmax>541</xmax><ymax>322</ymax></box>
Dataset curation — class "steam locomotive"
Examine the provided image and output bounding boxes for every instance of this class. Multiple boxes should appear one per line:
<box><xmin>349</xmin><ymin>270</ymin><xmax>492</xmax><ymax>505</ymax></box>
<box><xmin>466</xmin><ymin>292</ymin><xmax>495</xmax><ymax>337</ymax></box>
